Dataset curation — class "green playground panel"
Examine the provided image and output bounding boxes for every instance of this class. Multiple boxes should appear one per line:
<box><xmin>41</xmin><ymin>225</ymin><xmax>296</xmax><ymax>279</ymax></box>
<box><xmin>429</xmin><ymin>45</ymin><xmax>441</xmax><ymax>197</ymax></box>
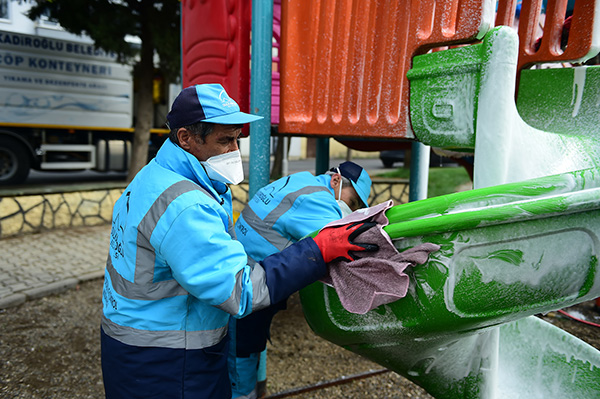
<box><xmin>408</xmin><ymin>28</ymin><xmax>600</xmax><ymax>150</ymax></box>
<box><xmin>516</xmin><ymin>66</ymin><xmax>600</xmax><ymax>137</ymax></box>
<box><xmin>407</xmin><ymin>35</ymin><xmax>483</xmax><ymax>150</ymax></box>
<box><xmin>300</xmin><ymin>168</ymin><xmax>600</xmax><ymax>398</ymax></box>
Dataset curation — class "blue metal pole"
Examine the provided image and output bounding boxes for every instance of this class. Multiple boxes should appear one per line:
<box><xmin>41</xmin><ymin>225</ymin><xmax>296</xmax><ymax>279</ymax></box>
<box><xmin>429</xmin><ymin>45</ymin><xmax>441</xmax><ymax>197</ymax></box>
<box><xmin>409</xmin><ymin>141</ymin><xmax>430</xmax><ymax>201</ymax></box>
<box><xmin>249</xmin><ymin>0</ymin><xmax>273</xmax><ymax>198</ymax></box>
<box><xmin>315</xmin><ymin>138</ymin><xmax>330</xmax><ymax>175</ymax></box>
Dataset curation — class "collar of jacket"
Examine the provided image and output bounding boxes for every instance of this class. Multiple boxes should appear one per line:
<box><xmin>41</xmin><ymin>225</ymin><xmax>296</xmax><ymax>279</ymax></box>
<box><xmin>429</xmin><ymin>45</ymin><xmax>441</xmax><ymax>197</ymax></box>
<box><xmin>155</xmin><ymin>139</ymin><xmax>229</xmax><ymax>201</ymax></box>
<box><xmin>315</xmin><ymin>174</ymin><xmax>335</xmax><ymax>197</ymax></box>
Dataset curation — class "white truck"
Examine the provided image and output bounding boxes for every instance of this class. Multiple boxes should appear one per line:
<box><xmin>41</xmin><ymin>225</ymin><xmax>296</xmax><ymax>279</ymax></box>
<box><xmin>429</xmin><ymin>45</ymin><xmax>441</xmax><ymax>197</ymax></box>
<box><xmin>0</xmin><ymin>30</ymin><xmax>168</xmax><ymax>185</ymax></box>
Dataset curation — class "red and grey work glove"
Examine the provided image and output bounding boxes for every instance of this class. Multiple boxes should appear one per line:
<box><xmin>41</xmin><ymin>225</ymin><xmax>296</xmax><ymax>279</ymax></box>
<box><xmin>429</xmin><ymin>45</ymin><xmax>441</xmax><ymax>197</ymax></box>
<box><xmin>313</xmin><ymin>221</ymin><xmax>379</xmax><ymax>263</ymax></box>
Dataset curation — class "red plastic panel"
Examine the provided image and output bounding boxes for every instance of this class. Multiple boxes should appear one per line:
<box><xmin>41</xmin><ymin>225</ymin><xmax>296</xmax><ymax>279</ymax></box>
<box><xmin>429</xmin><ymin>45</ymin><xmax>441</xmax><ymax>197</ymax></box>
<box><xmin>181</xmin><ymin>0</ymin><xmax>251</xmax><ymax>114</ymax></box>
<box><xmin>279</xmin><ymin>0</ymin><xmax>489</xmax><ymax>139</ymax></box>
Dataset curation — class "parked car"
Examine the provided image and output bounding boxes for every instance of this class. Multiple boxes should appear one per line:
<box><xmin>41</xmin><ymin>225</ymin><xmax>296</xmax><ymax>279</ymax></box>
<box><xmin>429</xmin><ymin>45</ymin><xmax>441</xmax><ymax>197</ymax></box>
<box><xmin>379</xmin><ymin>150</ymin><xmax>458</xmax><ymax>168</ymax></box>
<box><xmin>379</xmin><ymin>150</ymin><xmax>404</xmax><ymax>168</ymax></box>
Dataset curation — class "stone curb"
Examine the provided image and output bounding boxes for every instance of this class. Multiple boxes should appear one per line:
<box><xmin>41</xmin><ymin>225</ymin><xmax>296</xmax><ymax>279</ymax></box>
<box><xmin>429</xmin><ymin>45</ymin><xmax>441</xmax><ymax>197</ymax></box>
<box><xmin>0</xmin><ymin>293</ymin><xmax>27</xmax><ymax>309</ymax></box>
<box><xmin>22</xmin><ymin>278</ymin><xmax>79</xmax><ymax>301</ymax></box>
<box><xmin>79</xmin><ymin>270</ymin><xmax>105</xmax><ymax>282</ymax></box>
<box><xmin>0</xmin><ymin>273</ymin><xmax>106</xmax><ymax>310</ymax></box>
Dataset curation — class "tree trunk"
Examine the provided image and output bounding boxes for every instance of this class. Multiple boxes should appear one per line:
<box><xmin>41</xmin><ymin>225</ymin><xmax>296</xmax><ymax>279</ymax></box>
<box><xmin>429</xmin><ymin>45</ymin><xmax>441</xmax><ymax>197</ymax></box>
<box><xmin>126</xmin><ymin>3</ymin><xmax>155</xmax><ymax>182</ymax></box>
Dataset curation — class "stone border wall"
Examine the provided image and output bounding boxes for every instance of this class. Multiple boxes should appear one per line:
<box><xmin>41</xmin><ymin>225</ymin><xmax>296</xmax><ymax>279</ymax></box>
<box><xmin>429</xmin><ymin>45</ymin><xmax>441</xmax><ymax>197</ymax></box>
<box><xmin>0</xmin><ymin>187</ymin><xmax>123</xmax><ymax>238</ymax></box>
<box><xmin>0</xmin><ymin>179</ymin><xmax>409</xmax><ymax>239</ymax></box>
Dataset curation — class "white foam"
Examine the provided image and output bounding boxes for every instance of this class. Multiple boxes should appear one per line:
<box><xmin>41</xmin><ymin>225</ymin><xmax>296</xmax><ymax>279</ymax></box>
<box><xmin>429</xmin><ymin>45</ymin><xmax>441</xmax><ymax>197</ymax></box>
<box><xmin>571</xmin><ymin>67</ymin><xmax>587</xmax><ymax>117</ymax></box>
<box><xmin>474</xmin><ymin>29</ymin><xmax>599</xmax><ymax>189</ymax></box>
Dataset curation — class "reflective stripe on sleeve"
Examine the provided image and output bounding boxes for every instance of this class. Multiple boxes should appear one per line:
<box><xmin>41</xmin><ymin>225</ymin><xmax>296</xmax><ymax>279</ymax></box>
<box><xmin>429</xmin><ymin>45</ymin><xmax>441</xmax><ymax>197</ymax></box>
<box><xmin>214</xmin><ymin>261</ymin><xmax>270</xmax><ymax>315</ymax></box>
<box><xmin>249</xmin><ymin>262</ymin><xmax>270</xmax><ymax>311</ymax></box>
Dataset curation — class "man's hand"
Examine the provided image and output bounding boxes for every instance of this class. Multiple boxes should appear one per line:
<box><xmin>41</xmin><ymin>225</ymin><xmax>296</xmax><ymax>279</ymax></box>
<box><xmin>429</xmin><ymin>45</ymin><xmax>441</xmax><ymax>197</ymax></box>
<box><xmin>313</xmin><ymin>221</ymin><xmax>379</xmax><ymax>263</ymax></box>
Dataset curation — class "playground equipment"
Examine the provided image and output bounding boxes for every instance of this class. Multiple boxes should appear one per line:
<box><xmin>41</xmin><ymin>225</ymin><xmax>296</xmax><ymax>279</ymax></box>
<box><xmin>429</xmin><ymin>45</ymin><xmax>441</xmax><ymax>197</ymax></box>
<box><xmin>283</xmin><ymin>0</ymin><xmax>600</xmax><ymax>398</ymax></box>
<box><xmin>179</xmin><ymin>0</ymin><xmax>600</xmax><ymax>397</ymax></box>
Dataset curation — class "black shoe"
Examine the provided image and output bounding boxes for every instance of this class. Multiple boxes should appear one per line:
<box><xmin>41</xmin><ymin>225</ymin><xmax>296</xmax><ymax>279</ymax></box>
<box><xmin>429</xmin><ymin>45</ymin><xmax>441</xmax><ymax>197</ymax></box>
<box><xmin>256</xmin><ymin>379</ymin><xmax>267</xmax><ymax>399</ymax></box>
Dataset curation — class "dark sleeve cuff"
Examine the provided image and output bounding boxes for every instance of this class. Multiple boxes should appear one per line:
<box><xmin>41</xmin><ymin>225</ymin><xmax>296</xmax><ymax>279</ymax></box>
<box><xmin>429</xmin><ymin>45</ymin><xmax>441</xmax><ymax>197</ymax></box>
<box><xmin>259</xmin><ymin>237</ymin><xmax>326</xmax><ymax>304</ymax></box>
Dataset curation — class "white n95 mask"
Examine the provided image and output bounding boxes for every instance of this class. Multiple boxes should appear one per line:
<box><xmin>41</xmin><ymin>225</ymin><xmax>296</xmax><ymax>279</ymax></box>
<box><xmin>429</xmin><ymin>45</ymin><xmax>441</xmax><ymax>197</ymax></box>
<box><xmin>336</xmin><ymin>175</ymin><xmax>353</xmax><ymax>217</ymax></box>
<box><xmin>337</xmin><ymin>199</ymin><xmax>353</xmax><ymax>217</ymax></box>
<box><xmin>200</xmin><ymin>150</ymin><xmax>244</xmax><ymax>185</ymax></box>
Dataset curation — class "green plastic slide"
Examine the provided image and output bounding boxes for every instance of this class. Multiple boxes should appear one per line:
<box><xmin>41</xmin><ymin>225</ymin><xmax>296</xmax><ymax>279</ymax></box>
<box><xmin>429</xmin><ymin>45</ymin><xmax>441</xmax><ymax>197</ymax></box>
<box><xmin>300</xmin><ymin>26</ymin><xmax>600</xmax><ymax>399</ymax></box>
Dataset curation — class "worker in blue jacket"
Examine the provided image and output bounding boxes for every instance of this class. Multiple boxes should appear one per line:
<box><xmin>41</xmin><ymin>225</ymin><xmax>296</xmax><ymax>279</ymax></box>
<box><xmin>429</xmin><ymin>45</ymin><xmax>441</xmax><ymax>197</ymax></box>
<box><xmin>230</xmin><ymin>161</ymin><xmax>372</xmax><ymax>398</ymax></box>
<box><xmin>100</xmin><ymin>83</ymin><xmax>378</xmax><ymax>399</ymax></box>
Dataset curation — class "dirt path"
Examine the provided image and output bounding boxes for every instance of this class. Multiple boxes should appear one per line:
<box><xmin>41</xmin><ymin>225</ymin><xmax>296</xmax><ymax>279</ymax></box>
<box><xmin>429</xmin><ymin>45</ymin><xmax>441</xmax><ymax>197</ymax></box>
<box><xmin>1</xmin><ymin>279</ymin><xmax>599</xmax><ymax>398</ymax></box>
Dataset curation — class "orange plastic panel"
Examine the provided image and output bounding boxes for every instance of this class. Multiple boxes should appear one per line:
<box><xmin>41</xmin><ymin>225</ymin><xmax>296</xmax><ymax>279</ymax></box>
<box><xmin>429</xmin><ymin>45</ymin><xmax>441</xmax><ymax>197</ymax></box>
<box><xmin>495</xmin><ymin>0</ymin><xmax>519</xmax><ymax>27</ymax></box>
<box><xmin>279</xmin><ymin>0</ymin><xmax>489</xmax><ymax>139</ymax></box>
<box><xmin>181</xmin><ymin>0</ymin><xmax>251</xmax><ymax>113</ymax></box>
<box><xmin>496</xmin><ymin>0</ymin><xmax>598</xmax><ymax>71</ymax></box>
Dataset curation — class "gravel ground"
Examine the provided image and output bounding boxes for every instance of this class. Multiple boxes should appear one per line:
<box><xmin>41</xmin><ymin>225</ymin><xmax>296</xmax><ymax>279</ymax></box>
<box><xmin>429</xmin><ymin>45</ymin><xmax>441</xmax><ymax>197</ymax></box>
<box><xmin>1</xmin><ymin>278</ymin><xmax>599</xmax><ymax>399</ymax></box>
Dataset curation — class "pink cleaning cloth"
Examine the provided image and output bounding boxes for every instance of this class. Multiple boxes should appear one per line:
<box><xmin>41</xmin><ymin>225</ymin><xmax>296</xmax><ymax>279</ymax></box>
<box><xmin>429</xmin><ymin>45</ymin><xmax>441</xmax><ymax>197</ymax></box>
<box><xmin>320</xmin><ymin>200</ymin><xmax>440</xmax><ymax>314</ymax></box>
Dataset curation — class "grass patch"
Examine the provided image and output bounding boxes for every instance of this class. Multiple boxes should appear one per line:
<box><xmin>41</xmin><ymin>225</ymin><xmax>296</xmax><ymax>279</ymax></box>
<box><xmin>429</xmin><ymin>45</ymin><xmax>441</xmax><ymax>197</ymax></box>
<box><xmin>376</xmin><ymin>166</ymin><xmax>472</xmax><ymax>198</ymax></box>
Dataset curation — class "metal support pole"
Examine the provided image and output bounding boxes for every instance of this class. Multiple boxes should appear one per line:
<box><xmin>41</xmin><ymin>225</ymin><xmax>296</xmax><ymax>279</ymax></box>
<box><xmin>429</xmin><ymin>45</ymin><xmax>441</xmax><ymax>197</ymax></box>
<box><xmin>315</xmin><ymin>138</ymin><xmax>330</xmax><ymax>175</ymax></box>
<box><xmin>249</xmin><ymin>1</ymin><xmax>273</xmax><ymax>198</ymax></box>
<box><xmin>282</xmin><ymin>137</ymin><xmax>289</xmax><ymax>176</ymax></box>
<box><xmin>409</xmin><ymin>141</ymin><xmax>430</xmax><ymax>201</ymax></box>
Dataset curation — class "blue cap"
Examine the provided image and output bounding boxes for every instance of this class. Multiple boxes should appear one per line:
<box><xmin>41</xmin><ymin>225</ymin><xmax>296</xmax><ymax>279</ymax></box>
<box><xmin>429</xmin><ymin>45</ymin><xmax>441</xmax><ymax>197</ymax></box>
<box><xmin>167</xmin><ymin>84</ymin><xmax>263</xmax><ymax>129</ymax></box>
<box><xmin>333</xmin><ymin>161</ymin><xmax>372</xmax><ymax>207</ymax></box>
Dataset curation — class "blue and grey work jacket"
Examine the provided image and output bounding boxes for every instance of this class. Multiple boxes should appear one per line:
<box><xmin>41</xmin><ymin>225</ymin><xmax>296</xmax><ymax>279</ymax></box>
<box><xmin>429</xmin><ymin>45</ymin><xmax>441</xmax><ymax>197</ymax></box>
<box><xmin>101</xmin><ymin>140</ymin><xmax>326</xmax><ymax>398</ymax></box>
<box><xmin>235</xmin><ymin>172</ymin><xmax>343</xmax><ymax>263</ymax></box>
<box><xmin>230</xmin><ymin>172</ymin><xmax>344</xmax><ymax>358</ymax></box>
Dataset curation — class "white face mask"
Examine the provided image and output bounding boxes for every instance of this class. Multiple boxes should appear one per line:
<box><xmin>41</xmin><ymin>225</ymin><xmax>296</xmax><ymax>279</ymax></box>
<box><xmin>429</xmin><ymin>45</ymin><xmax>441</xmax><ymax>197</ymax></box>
<box><xmin>200</xmin><ymin>150</ymin><xmax>244</xmax><ymax>185</ymax></box>
<box><xmin>337</xmin><ymin>199</ymin><xmax>353</xmax><ymax>217</ymax></box>
<box><xmin>336</xmin><ymin>173</ymin><xmax>353</xmax><ymax>217</ymax></box>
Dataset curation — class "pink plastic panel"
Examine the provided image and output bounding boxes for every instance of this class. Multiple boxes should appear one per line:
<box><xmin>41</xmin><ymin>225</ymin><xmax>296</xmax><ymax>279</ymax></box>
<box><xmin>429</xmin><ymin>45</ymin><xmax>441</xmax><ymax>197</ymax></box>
<box><xmin>271</xmin><ymin>0</ymin><xmax>281</xmax><ymax>124</ymax></box>
<box><xmin>181</xmin><ymin>0</ymin><xmax>251</xmax><ymax>114</ymax></box>
<box><xmin>279</xmin><ymin>0</ymin><xmax>490</xmax><ymax>139</ymax></box>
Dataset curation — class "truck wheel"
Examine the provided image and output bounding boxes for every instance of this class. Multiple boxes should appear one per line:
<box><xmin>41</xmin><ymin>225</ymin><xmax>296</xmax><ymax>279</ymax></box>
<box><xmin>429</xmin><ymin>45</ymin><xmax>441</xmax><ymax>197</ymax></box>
<box><xmin>0</xmin><ymin>137</ymin><xmax>31</xmax><ymax>185</ymax></box>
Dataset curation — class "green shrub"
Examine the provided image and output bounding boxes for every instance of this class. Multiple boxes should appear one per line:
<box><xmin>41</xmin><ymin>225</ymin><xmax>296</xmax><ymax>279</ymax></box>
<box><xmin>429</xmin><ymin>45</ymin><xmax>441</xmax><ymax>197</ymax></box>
<box><xmin>376</xmin><ymin>167</ymin><xmax>472</xmax><ymax>198</ymax></box>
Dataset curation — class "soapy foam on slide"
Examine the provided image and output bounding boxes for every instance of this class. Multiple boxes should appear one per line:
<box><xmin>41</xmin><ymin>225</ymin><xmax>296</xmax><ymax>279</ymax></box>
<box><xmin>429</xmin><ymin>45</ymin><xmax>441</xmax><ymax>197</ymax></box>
<box><xmin>474</xmin><ymin>29</ymin><xmax>600</xmax><ymax>189</ymax></box>
<box><xmin>497</xmin><ymin>317</ymin><xmax>600</xmax><ymax>398</ymax></box>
